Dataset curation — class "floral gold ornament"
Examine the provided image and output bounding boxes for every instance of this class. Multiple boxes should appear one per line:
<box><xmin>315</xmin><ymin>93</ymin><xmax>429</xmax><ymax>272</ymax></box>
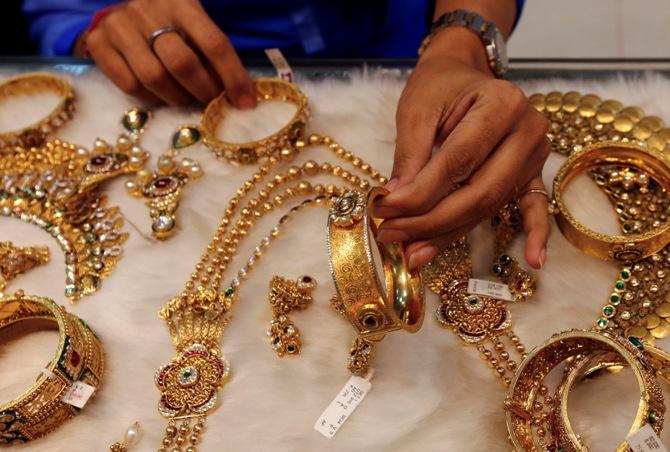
<box><xmin>126</xmin><ymin>120</ymin><xmax>203</xmax><ymax>240</ymax></box>
<box><xmin>0</xmin><ymin>242</ymin><xmax>49</xmax><ymax>292</ymax></box>
<box><xmin>505</xmin><ymin>330</ymin><xmax>665</xmax><ymax>452</ymax></box>
<box><xmin>551</xmin><ymin>141</ymin><xmax>670</xmax><ymax>263</ymax></box>
<box><xmin>423</xmin><ymin>237</ymin><xmax>527</xmax><ymax>386</ymax></box>
<box><xmin>0</xmin><ymin>291</ymin><xmax>104</xmax><ymax>443</ymax></box>
<box><xmin>201</xmin><ymin>78</ymin><xmax>309</xmax><ymax>165</ymax></box>
<box><xmin>267</xmin><ymin>275</ymin><xmax>316</xmax><ymax>356</ymax></box>
<box><xmin>0</xmin><ymin>73</ymin><xmax>75</xmax><ymax>150</ymax></box>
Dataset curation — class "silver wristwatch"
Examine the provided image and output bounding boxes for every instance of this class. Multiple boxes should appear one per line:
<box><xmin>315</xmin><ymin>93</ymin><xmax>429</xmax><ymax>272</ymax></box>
<box><xmin>418</xmin><ymin>9</ymin><xmax>508</xmax><ymax>78</ymax></box>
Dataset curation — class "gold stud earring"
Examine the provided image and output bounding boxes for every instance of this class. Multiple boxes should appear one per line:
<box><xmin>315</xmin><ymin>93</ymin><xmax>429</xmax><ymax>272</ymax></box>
<box><xmin>267</xmin><ymin>275</ymin><xmax>316</xmax><ymax>356</ymax></box>
<box><xmin>0</xmin><ymin>242</ymin><xmax>50</xmax><ymax>293</ymax></box>
<box><xmin>126</xmin><ymin>123</ymin><xmax>203</xmax><ymax>240</ymax></box>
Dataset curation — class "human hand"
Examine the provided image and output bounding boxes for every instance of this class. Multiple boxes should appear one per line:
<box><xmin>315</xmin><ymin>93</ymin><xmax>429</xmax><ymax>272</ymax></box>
<box><xmin>375</xmin><ymin>28</ymin><xmax>551</xmax><ymax>270</ymax></box>
<box><xmin>84</xmin><ymin>0</ymin><xmax>255</xmax><ymax>107</ymax></box>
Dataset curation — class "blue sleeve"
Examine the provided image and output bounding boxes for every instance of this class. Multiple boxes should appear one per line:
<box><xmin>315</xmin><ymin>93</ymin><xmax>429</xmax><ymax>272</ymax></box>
<box><xmin>513</xmin><ymin>0</ymin><xmax>525</xmax><ymax>30</ymax></box>
<box><xmin>23</xmin><ymin>0</ymin><xmax>119</xmax><ymax>56</ymax></box>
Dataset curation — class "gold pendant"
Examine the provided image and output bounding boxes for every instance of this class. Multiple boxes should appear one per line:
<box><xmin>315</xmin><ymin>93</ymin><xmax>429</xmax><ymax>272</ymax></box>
<box><xmin>0</xmin><ymin>242</ymin><xmax>49</xmax><ymax>292</ymax></box>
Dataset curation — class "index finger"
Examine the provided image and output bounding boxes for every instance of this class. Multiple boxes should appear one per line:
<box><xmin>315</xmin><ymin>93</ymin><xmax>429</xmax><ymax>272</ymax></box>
<box><xmin>173</xmin><ymin>2</ymin><xmax>256</xmax><ymax>108</ymax></box>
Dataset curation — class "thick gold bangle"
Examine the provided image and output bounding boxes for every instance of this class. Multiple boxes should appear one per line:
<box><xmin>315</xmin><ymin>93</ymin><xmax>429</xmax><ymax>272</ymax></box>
<box><xmin>201</xmin><ymin>78</ymin><xmax>308</xmax><ymax>165</ymax></box>
<box><xmin>0</xmin><ymin>291</ymin><xmax>104</xmax><ymax>444</ymax></box>
<box><xmin>0</xmin><ymin>73</ymin><xmax>75</xmax><ymax>150</ymax></box>
<box><xmin>327</xmin><ymin>188</ymin><xmax>425</xmax><ymax>340</ymax></box>
<box><xmin>505</xmin><ymin>330</ymin><xmax>664</xmax><ymax>452</ymax></box>
<box><xmin>552</xmin><ymin>141</ymin><xmax>670</xmax><ymax>262</ymax></box>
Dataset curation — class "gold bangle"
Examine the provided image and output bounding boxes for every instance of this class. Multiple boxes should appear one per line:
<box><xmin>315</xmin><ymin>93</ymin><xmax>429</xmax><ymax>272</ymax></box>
<box><xmin>201</xmin><ymin>78</ymin><xmax>308</xmax><ymax>165</ymax></box>
<box><xmin>0</xmin><ymin>73</ymin><xmax>75</xmax><ymax>150</ymax></box>
<box><xmin>0</xmin><ymin>291</ymin><xmax>104</xmax><ymax>444</ymax></box>
<box><xmin>552</xmin><ymin>141</ymin><xmax>670</xmax><ymax>262</ymax></box>
<box><xmin>505</xmin><ymin>330</ymin><xmax>664</xmax><ymax>452</ymax></box>
<box><xmin>327</xmin><ymin>187</ymin><xmax>425</xmax><ymax>340</ymax></box>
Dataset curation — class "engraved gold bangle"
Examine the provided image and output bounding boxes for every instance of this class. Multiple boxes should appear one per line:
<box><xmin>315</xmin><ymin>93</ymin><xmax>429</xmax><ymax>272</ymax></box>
<box><xmin>327</xmin><ymin>187</ymin><xmax>425</xmax><ymax>340</ymax></box>
<box><xmin>505</xmin><ymin>330</ymin><xmax>664</xmax><ymax>452</ymax></box>
<box><xmin>552</xmin><ymin>141</ymin><xmax>670</xmax><ymax>262</ymax></box>
<box><xmin>201</xmin><ymin>78</ymin><xmax>308</xmax><ymax>164</ymax></box>
<box><xmin>0</xmin><ymin>73</ymin><xmax>75</xmax><ymax>150</ymax></box>
<box><xmin>0</xmin><ymin>291</ymin><xmax>104</xmax><ymax>444</ymax></box>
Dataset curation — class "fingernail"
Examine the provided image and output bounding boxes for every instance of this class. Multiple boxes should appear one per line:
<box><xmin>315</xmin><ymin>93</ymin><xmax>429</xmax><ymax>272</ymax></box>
<box><xmin>538</xmin><ymin>248</ymin><xmax>547</xmax><ymax>269</ymax></box>
<box><xmin>384</xmin><ymin>178</ymin><xmax>400</xmax><ymax>191</ymax></box>
<box><xmin>408</xmin><ymin>245</ymin><xmax>438</xmax><ymax>270</ymax></box>
<box><xmin>238</xmin><ymin>94</ymin><xmax>256</xmax><ymax>109</ymax></box>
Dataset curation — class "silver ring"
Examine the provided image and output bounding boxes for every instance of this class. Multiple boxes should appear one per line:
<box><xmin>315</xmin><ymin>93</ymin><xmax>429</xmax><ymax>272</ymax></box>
<box><xmin>147</xmin><ymin>26</ymin><xmax>186</xmax><ymax>53</ymax></box>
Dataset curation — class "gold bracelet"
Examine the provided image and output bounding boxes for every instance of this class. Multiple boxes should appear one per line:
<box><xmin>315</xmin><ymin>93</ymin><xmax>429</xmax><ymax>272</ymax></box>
<box><xmin>201</xmin><ymin>78</ymin><xmax>308</xmax><ymax>165</ymax></box>
<box><xmin>505</xmin><ymin>330</ymin><xmax>664</xmax><ymax>451</ymax></box>
<box><xmin>0</xmin><ymin>73</ymin><xmax>75</xmax><ymax>149</ymax></box>
<box><xmin>0</xmin><ymin>291</ymin><xmax>104</xmax><ymax>444</ymax></box>
<box><xmin>327</xmin><ymin>187</ymin><xmax>425</xmax><ymax>340</ymax></box>
<box><xmin>552</xmin><ymin>141</ymin><xmax>670</xmax><ymax>262</ymax></box>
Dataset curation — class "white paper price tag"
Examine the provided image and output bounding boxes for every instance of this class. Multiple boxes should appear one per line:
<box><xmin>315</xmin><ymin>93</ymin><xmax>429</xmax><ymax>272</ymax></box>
<box><xmin>264</xmin><ymin>48</ymin><xmax>294</xmax><ymax>82</ymax></box>
<box><xmin>467</xmin><ymin>278</ymin><xmax>513</xmax><ymax>302</ymax></box>
<box><xmin>314</xmin><ymin>372</ymin><xmax>373</xmax><ymax>438</ymax></box>
<box><xmin>627</xmin><ymin>425</ymin><xmax>668</xmax><ymax>452</ymax></box>
<box><xmin>61</xmin><ymin>381</ymin><xmax>96</xmax><ymax>409</ymax></box>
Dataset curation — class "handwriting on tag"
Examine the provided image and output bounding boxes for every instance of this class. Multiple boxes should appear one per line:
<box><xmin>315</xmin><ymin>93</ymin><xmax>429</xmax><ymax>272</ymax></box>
<box><xmin>467</xmin><ymin>278</ymin><xmax>513</xmax><ymax>302</ymax></box>
<box><xmin>61</xmin><ymin>381</ymin><xmax>96</xmax><ymax>408</ymax></box>
<box><xmin>627</xmin><ymin>425</ymin><xmax>668</xmax><ymax>452</ymax></box>
<box><xmin>264</xmin><ymin>48</ymin><xmax>294</xmax><ymax>82</ymax></box>
<box><xmin>314</xmin><ymin>373</ymin><xmax>372</xmax><ymax>438</ymax></box>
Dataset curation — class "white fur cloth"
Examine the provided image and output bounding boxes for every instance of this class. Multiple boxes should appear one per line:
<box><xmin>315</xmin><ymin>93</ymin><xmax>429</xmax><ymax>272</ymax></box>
<box><xmin>2</xmin><ymin>68</ymin><xmax>670</xmax><ymax>452</ymax></box>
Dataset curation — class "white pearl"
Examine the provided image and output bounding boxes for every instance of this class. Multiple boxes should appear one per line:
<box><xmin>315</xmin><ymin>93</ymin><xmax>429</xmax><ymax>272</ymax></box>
<box><xmin>157</xmin><ymin>155</ymin><xmax>176</xmax><ymax>172</ymax></box>
<box><xmin>180</xmin><ymin>158</ymin><xmax>196</xmax><ymax>168</ymax></box>
<box><xmin>129</xmin><ymin>155</ymin><xmax>142</xmax><ymax>166</ymax></box>
<box><xmin>136</xmin><ymin>169</ymin><xmax>152</xmax><ymax>183</ymax></box>
<box><xmin>123</xmin><ymin>422</ymin><xmax>141</xmax><ymax>446</ymax></box>
<box><xmin>76</xmin><ymin>147</ymin><xmax>89</xmax><ymax>157</ymax></box>
<box><xmin>93</xmin><ymin>138</ymin><xmax>109</xmax><ymax>152</ymax></box>
<box><xmin>125</xmin><ymin>180</ymin><xmax>137</xmax><ymax>192</ymax></box>
<box><xmin>189</xmin><ymin>165</ymin><xmax>204</xmax><ymax>179</ymax></box>
<box><xmin>116</xmin><ymin>135</ymin><xmax>131</xmax><ymax>150</ymax></box>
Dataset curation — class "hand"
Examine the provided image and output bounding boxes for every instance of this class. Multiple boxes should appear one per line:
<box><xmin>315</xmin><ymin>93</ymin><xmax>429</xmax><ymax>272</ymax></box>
<box><xmin>375</xmin><ymin>28</ymin><xmax>551</xmax><ymax>270</ymax></box>
<box><xmin>84</xmin><ymin>0</ymin><xmax>256</xmax><ymax>107</ymax></box>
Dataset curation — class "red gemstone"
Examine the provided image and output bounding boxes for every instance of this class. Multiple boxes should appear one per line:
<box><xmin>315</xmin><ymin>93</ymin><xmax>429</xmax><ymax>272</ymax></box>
<box><xmin>91</xmin><ymin>156</ymin><xmax>108</xmax><ymax>166</ymax></box>
<box><xmin>153</xmin><ymin>177</ymin><xmax>172</xmax><ymax>189</ymax></box>
<box><xmin>70</xmin><ymin>349</ymin><xmax>81</xmax><ymax>367</ymax></box>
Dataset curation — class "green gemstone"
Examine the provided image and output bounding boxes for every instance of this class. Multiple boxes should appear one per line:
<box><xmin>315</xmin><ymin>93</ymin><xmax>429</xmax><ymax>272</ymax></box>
<box><xmin>615</xmin><ymin>281</ymin><xmax>625</xmax><ymax>290</ymax></box>
<box><xmin>603</xmin><ymin>305</ymin><xmax>615</xmax><ymax>317</ymax></box>
<box><xmin>596</xmin><ymin>317</ymin><xmax>608</xmax><ymax>329</ymax></box>
<box><xmin>628</xmin><ymin>336</ymin><xmax>644</xmax><ymax>350</ymax></box>
<box><xmin>610</xmin><ymin>293</ymin><xmax>620</xmax><ymax>304</ymax></box>
<box><xmin>499</xmin><ymin>254</ymin><xmax>511</xmax><ymax>265</ymax></box>
<box><xmin>182</xmin><ymin>369</ymin><xmax>192</xmax><ymax>379</ymax></box>
<box><xmin>648</xmin><ymin>410</ymin><xmax>660</xmax><ymax>424</ymax></box>
<box><xmin>621</xmin><ymin>269</ymin><xmax>630</xmax><ymax>280</ymax></box>
<box><xmin>492</xmin><ymin>264</ymin><xmax>502</xmax><ymax>274</ymax></box>
<box><xmin>122</xmin><ymin>108</ymin><xmax>149</xmax><ymax>132</ymax></box>
<box><xmin>225</xmin><ymin>287</ymin><xmax>234</xmax><ymax>297</ymax></box>
<box><xmin>172</xmin><ymin>126</ymin><xmax>201</xmax><ymax>149</ymax></box>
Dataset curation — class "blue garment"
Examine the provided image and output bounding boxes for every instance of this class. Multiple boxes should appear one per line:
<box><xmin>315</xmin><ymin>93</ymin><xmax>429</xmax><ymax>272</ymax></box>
<box><xmin>23</xmin><ymin>0</ymin><xmax>525</xmax><ymax>57</ymax></box>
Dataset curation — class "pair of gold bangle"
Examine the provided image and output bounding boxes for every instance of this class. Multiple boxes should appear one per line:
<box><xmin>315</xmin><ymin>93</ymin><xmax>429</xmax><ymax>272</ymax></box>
<box><xmin>0</xmin><ymin>291</ymin><xmax>104</xmax><ymax>444</ymax></box>
<box><xmin>506</xmin><ymin>329</ymin><xmax>666</xmax><ymax>451</ymax></box>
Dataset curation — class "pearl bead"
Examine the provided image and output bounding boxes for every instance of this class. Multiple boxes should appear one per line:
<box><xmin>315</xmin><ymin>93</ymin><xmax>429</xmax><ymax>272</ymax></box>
<box><xmin>123</xmin><ymin>422</ymin><xmax>141</xmax><ymax>446</ymax></box>
<box><xmin>125</xmin><ymin>180</ymin><xmax>138</xmax><ymax>192</ymax></box>
<box><xmin>116</xmin><ymin>135</ymin><xmax>131</xmax><ymax>150</ymax></box>
<box><xmin>93</xmin><ymin>138</ymin><xmax>109</xmax><ymax>152</ymax></box>
<box><xmin>158</xmin><ymin>155</ymin><xmax>176</xmax><ymax>172</ymax></box>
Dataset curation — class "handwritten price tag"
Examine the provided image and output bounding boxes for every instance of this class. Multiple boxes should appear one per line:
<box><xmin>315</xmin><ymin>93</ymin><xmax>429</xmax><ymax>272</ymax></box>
<box><xmin>314</xmin><ymin>373</ymin><xmax>372</xmax><ymax>438</ymax></box>
<box><xmin>467</xmin><ymin>278</ymin><xmax>513</xmax><ymax>302</ymax></box>
<box><xmin>61</xmin><ymin>381</ymin><xmax>96</xmax><ymax>409</ymax></box>
<box><xmin>627</xmin><ymin>425</ymin><xmax>668</xmax><ymax>452</ymax></box>
<box><xmin>264</xmin><ymin>48</ymin><xmax>294</xmax><ymax>82</ymax></box>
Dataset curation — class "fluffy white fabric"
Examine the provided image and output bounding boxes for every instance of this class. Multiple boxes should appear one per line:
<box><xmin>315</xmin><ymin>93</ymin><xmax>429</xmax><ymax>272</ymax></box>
<box><xmin>1</xmin><ymin>67</ymin><xmax>670</xmax><ymax>452</ymax></box>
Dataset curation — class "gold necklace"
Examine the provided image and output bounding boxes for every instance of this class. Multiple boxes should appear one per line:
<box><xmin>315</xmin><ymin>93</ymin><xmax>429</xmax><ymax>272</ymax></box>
<box><xmin>155</xmin><ymin>131</ymin><xmax>385</xmax><ymax>451</ymax></box>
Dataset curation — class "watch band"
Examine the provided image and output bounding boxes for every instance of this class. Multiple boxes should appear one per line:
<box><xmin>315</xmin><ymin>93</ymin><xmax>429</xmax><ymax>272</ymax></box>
<box><xmin>419</xmin><ymin>9</ymin><xmax>508</xmax><ymax>78</ymax></box>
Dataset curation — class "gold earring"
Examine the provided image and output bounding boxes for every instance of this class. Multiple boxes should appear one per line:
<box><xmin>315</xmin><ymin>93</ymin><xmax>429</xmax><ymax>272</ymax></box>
<box><xmin>0</xmin><ymin>242</ymin><xmax>50</xmax><ymax>293</ymax></box>
<box><xmin>330</xmin><ymin>295</ymin><xmax>376</xmax><ymax>376</ymax></box>
<box><xmin>126</xmin><ymin>123</ymin><xmax>203</xmax><ymax>240</ymax></box>
<box><xmin>267</xmin><ymin>275</ymin><xmax>316</xmax><ymax>356</ymax></box>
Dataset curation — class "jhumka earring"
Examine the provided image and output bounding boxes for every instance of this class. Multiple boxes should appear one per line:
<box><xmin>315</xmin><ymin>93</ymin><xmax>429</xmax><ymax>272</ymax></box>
<box><xmin>125</xmin><ymin>119</ymin><xmax>203</xmax><ymax>240</ymax></box>
<box><xmin>0</xmin><ymin>242</ymin><xmax>50</xmax><ymax>293</ymax></box>
<box><xmin>267</xmin><ymin>275</ymin><xmax>316</xmax><ymax>356</ymax></box>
